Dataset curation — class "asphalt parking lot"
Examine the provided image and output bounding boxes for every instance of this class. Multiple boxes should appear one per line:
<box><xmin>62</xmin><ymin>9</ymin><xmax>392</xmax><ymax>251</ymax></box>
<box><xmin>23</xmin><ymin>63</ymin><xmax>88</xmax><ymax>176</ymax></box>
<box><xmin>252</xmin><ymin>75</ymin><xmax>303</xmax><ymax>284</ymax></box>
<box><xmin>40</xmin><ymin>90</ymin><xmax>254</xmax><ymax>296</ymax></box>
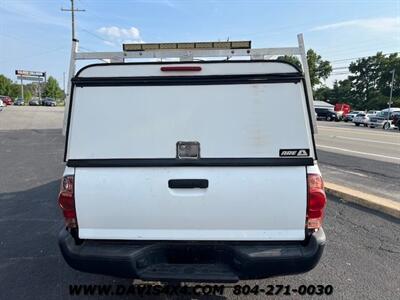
<box><xmin>0</xmin><ymin>106</ymin><xmax>64</xmax><ymax>130</ymax></box>
<box><xmin>315</xmin><ymin>121</ymin><xmax>400</xmax><ymax>163</ymax></box>
<box><xmin>0</xmin><ymin>109</ymin><xmax>399</xmax><ymax>299</ymax></box>
<box><xmin>315</xmin><ymin>121</ymin><xmax>400</xmax><ymax>202</ymax></box>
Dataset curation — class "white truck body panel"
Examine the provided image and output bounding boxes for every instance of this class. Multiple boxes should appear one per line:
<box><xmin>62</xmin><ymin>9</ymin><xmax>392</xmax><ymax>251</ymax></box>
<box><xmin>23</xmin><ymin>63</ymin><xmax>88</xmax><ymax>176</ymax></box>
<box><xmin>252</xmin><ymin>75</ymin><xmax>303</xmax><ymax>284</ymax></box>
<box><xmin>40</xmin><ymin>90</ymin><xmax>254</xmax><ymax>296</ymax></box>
<box><xmin>75</xmin><ymin>167</ymin><xmax>307</xmax><ymax>240</ymax></box>
<box><xmin>67</xmin><ymin>83</ymin><xmax>313</xmax><ymax>160</ymax></box>
<box><xmin>66</xmin><ymin>61</ymin><xmax>315</xmax><ymax>241</ymax></box>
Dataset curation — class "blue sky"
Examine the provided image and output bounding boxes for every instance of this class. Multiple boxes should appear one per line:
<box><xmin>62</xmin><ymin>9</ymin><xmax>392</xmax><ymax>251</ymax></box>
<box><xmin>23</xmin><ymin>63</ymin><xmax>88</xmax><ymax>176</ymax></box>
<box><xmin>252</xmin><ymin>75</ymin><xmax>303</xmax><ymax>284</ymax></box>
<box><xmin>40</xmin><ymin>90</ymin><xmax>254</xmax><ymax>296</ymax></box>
<box><xmin>0</xmin><ymin>0</ymin><xmax>399</xmax><ymax>88</ymax></box>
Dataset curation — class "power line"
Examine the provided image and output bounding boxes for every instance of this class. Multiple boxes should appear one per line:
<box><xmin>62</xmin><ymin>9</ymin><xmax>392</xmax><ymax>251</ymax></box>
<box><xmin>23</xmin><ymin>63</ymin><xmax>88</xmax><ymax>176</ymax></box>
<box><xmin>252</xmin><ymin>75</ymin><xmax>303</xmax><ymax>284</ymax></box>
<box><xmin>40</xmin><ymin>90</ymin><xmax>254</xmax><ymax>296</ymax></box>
<box><xmin>80</xmin><ymin>28</ymin><xmax>109</xmax><ymax>43</ymax></box>
<box><xmin>332</xmin><ymin>66</ymin><xmax>349</xmax><ymax>70</ymax></box>
<box><xmin>330</xmin><ymin>52</ymin><xmax>399</xmax><ymax>63</ymax></box>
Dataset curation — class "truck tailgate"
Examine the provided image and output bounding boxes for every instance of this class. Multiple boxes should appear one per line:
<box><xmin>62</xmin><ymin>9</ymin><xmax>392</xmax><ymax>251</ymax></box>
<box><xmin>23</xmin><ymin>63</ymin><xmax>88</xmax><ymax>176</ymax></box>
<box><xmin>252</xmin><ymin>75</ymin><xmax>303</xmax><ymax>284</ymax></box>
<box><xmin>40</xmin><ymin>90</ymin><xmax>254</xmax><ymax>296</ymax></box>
<box><xmin>75</xmin><ymin>166</ymin><xmax>307</xmax><ymax>241</ymax></box>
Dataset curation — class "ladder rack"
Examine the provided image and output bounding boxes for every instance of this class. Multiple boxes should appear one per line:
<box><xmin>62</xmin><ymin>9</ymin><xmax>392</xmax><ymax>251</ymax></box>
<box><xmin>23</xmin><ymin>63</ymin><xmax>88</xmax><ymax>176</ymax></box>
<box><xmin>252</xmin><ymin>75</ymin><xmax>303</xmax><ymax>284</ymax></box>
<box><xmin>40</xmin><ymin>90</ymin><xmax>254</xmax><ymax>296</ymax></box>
<box><xmin>64</xmin><ymin>33</ymin><xmax>316</xmax><ymax>134</ymax></box>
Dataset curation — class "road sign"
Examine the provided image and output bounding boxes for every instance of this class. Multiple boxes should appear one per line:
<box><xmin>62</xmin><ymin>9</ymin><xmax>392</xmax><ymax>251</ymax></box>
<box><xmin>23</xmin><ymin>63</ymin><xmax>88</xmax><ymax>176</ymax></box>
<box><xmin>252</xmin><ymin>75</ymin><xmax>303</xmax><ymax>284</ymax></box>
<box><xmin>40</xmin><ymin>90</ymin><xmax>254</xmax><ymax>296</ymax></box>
<box><xmin>16</xmin><ymin>76</ymin><xmax>43</xmax><ymax>82</ymax></box>
<box><xmin>15</xmin><ymin>70</ymin><xmax>46</xmax><ymax>77</ymax></box>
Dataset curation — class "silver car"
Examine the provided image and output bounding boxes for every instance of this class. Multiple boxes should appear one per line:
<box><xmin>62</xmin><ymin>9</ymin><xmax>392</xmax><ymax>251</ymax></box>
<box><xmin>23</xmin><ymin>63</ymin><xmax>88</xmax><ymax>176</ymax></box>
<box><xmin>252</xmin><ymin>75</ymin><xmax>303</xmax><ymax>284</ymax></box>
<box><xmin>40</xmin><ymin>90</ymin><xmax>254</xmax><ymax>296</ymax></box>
<box><xmin>353</xmin><ymin>113</ymin><xmax>369</xmax><ymax>126</ymax></box>
<box><xmin>369</xmin><ymin>109</ymin><xmax>400</xmax><ymax>129</ymax></box>
<box><xmin>344</xmin><ymin>111</ymin><xmax>362</xmax><ymax>122</ymax></box>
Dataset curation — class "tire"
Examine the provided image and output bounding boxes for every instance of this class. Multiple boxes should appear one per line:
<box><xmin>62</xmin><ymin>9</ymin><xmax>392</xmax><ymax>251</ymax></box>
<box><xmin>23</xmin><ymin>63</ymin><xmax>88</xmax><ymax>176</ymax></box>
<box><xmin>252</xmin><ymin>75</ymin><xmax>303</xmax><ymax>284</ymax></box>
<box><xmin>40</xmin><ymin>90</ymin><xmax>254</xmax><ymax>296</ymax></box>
<box><xmin>355</xmin><ymin>123</ymin><xmax>360</xmax><ymax>126</ymax></box>
<box><xmin>326</xmin><ymin>116</ymin><xmax>332</xmax><ymax>121</ymax></box>
<box><xmin>383</xmin><ymin>122</ymin><xmax>390</xmax><ymax>130</ymax></box>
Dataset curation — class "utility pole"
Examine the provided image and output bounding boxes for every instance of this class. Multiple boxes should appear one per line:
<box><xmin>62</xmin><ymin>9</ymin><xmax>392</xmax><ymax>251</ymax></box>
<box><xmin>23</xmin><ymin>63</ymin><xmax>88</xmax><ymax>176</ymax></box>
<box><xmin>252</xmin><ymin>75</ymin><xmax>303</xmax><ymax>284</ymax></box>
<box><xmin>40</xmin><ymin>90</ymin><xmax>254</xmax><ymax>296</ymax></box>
<box><xmin>20</xmin><ymin>77</ymin><xmax>24</xmax><ymax>100</ymax></box>
<box><xmin>63</xmin><ymin>72</ymin><xmax>66</xmax><ymax>96</ymax></box>
<box><xmin>388</xmin><ymin>69</ymin><xmax>395</xmax><ymax>122</ymax></box>
<box><xmin>61</xmin><ymin>0</ymin><xmax>85</xmax><ymax>41</ymax></box>
<box><xmin>38</xmin><ymin>78</ymin><xmax>41</xmax><ymax>100</ymax></box>
<box><xmin>61</xmin><ymin>0</ymin><xmax>83</xmax><ymax>135</ymax></box>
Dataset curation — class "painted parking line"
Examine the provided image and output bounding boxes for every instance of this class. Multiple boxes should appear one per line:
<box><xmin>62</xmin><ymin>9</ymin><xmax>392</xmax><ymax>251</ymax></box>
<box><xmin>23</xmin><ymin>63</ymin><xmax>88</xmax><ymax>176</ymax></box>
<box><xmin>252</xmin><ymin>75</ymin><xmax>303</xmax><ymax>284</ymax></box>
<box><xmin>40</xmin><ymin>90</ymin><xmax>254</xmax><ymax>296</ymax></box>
<box><xmin>321</xmin><ymin>164</ymin><xmax>369</xmax><ymax>178</ymax></box>
<box><xmin>316</xmin><ymin>144</ymin><xmax>400</xmax><ymax>161</ymax></box>
<box><xmin>328</xmin><ymin>135</ymin><xmax>400</xmax><ymax>146</ymax></box>
<box><xmin>317</xmin><ymin>125</ymin><xmax>399</xmax><ymax>137</ymax></box>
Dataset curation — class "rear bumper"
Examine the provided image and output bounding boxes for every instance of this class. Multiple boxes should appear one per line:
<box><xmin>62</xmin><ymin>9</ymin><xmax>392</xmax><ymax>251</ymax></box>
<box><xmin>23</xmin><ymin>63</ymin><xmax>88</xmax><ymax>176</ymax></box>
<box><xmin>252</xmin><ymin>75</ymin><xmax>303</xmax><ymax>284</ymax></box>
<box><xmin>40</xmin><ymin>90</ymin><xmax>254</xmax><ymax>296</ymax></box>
<box><xmin>59</xmin><ymin>228</ymin><xmax>325</xmax><ymax>282</ymax></box>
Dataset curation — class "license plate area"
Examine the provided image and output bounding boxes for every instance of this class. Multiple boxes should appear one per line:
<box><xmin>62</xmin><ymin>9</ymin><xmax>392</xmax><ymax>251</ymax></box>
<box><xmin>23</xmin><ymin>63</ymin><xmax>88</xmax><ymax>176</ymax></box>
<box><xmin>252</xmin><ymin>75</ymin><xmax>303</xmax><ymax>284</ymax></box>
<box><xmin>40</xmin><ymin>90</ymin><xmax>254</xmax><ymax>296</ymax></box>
<box><xmin>176</xmin><ymin>141</ymin><xmax>200</xmax><ymax>159</ymax></box>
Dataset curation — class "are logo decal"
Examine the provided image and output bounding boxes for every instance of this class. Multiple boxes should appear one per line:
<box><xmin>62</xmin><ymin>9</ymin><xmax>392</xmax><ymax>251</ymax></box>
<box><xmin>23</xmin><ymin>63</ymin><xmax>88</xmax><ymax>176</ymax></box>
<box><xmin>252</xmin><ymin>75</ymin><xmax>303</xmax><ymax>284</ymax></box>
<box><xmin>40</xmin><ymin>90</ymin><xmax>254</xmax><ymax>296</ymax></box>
<box><xmin>279</xmin><ymin>149</ymin><xmax>310</xmax><ymax>157</ymax></box>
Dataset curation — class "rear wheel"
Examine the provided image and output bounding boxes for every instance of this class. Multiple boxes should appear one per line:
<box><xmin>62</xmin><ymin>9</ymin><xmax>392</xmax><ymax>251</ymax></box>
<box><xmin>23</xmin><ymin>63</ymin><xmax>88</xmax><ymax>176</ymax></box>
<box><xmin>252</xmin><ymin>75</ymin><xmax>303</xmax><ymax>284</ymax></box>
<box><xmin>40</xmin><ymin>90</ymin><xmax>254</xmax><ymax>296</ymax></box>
<box><xmin>383</xmin><ymin>122</ymin><xmax>390</xmax><ymax>130</ymax></box>
<box><xmin>355</xmin><ymin>123</ymin><xmax>360</xmax><ymax>126</ymax></box>
<box><xmin>326</xmin><ymin>116</ymin><xmax>332</xmax><ymax>121</ymax></box>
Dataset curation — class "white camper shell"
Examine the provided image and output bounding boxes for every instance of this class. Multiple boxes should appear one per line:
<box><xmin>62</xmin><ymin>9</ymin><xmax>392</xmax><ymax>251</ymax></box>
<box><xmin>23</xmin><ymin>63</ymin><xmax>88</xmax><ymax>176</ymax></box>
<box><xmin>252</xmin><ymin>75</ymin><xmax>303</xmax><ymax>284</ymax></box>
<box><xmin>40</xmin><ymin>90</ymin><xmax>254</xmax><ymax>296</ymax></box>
<box><xmin>59</xmin><ymin>35</ymin><xmax>326</xmax><ymax>282</ymax></box>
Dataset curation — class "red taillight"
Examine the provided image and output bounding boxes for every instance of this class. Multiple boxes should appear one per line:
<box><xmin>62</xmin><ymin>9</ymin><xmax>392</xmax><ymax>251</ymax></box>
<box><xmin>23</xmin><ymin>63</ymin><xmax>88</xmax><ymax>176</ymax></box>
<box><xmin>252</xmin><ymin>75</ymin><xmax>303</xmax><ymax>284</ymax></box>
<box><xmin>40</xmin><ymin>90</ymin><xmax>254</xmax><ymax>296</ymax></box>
<box><xmin>58</xmin><ymin>175</ymin><xmax>77</xmax><ymax>228</ymax></box>
<box><xmin>307</xmin><ymin>174</ymin><xmax>327</xmax><ymax>230</ymax></box>
<box><xmin>160</xmin><ymin>66</ymin><xmax>202</xmax><ymax>72</ymax></box>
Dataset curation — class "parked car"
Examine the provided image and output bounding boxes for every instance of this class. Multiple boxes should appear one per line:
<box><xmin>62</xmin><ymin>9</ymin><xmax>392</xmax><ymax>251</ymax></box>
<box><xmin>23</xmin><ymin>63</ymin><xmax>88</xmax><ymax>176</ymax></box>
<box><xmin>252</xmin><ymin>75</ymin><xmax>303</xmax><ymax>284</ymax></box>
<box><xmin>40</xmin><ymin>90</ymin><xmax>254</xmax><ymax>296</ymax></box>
<box><xmin>315</xmin><ymin>108</ymin><xmax>338</xmax><ymax>121</ymax></box>
<box><xmin>343</xmin><ymin>111</ymin><xmax>362</xmax><ymax>122</ymax></box>
<box><xmin>59</xmin><ymin>59</ymin><xmax>327</xmax><ymax>281</ymax></box>
<box><xmin>14</xmin><ymin>97</ymin><xmax>25</xmax><ymax>106</ymax></box>
<box><xmin>0</xmin><ymin>99</ymin><xmax>4</xmax><ymax>111</ymax></box>
<box><xmin>369</xmin><ymin>108</ymin><xmax>400</xmax><ymax>129</ymax></box>
<box><xmin>29</xmin><ymin>98</ymin><xmax>42</xmax><ymax>106</ymax></box>
<box><xmin>353</xmin><ymin>113</ymin><xmax>369</xmax><ymax>126</ymax></box>
<box><xmin>366</xmin><ymin>110</ymin><xmax>379</xmax><ymax>116</ymax></box>
<box><xmin>0</xmin><ymin>95</ymin><xmax>13</xmax><ymax>106</ymax></box>
<box><xmin>42</xmin><ymin>97</ymin><xmax>56</xmax><ymax>106</ymax></box>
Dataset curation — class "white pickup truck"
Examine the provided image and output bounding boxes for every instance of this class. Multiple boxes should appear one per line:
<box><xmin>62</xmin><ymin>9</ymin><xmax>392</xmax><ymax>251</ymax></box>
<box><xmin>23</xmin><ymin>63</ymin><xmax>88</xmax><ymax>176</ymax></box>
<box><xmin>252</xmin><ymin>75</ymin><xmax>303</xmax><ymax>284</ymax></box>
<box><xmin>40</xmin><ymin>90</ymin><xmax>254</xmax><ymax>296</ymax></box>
<box><xmin>58</xmin><ymin>40</ymin><xmax>326</xmax><ymax>282</ymax></box>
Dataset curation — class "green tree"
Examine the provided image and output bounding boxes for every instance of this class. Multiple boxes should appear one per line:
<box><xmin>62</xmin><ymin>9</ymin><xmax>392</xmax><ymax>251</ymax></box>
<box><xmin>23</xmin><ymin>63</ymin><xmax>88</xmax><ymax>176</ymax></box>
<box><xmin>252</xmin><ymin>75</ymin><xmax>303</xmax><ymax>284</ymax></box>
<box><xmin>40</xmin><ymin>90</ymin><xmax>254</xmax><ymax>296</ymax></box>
<box><xmin>277</xmin><ymin>55</ymin><xmax>302</xmax><ymax>70</ymax></box>
<box><xmin>277</xmin><ymin>49</ymin><xmax>332</xmax><ymax>88</ymax></box>
<box><xmin>314</xmin><ymin>86</ymin><xmax>331</xmax><ymax>102</ymax></box>
<box><xmin>331</xmin><ymin>79</ymin><xmax>355</xmax><ymax>106</ymax></box>
<box><xmin>24</xmin><ymin>90</ymin><xmax>32</xmax><ymax>101</ymax></box>
<box><xmin>0</xmin><ymin>75</ymin><xmax>14</xmax><ymax>96</ymax></box>
<box><xmin>315</xmin><ymin>79</ymin><xmax>356</xmax><ymax>106</ymax></box>
<box><xmin>348</xmin><ymin>52</ymin><xmax>399</xmax><ymax>109</ymax></box>
<box><xmin>9</xmin><ymin>83</ymin><xmax>20</xmax><ymax>99</ymax></box>
<box><xmin>377</xmin><ymin>53</ymin><xmax>400</xmax><ymax>107</ymax></box>
<box><xmin>0</xmin><ymin>74</ymin><xmax>37</xmax><ymax>99</ymax></box>
<box><xmin>44</xmin><ymin>76</ymin><xmax>63</xmax><ymax>99</ymax></box>
<box><xmin>307</xmin><ymin>49</ymin><xmax>332</xmax><ymax>87</ymax></box>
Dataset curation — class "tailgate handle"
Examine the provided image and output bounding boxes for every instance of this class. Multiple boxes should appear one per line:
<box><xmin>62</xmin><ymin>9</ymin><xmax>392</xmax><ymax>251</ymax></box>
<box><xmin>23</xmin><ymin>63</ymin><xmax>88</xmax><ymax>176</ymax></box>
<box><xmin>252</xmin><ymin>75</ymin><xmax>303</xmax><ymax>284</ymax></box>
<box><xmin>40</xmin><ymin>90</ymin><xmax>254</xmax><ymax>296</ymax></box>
<box><xmin>168</xmin><ymin>179</ymin><xmax>208</xmax><ymax>189</ymax></box>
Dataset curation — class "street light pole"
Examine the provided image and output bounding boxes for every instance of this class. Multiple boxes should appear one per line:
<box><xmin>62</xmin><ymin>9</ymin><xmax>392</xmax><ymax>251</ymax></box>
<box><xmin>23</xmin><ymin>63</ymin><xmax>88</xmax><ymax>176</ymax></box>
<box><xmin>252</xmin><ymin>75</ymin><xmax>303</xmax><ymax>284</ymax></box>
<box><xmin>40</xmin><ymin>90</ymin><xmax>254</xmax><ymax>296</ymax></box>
<box><xmin>388</xmin><ymin>69</ymin><xmax>395</xmax><ymax>122</ymax></box>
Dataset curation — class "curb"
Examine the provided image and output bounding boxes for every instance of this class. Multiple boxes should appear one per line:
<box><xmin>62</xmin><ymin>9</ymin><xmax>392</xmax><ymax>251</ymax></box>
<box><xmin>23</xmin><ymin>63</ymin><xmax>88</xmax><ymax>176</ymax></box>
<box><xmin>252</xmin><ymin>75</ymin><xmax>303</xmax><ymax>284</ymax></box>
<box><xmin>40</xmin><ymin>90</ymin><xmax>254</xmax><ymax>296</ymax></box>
<box><xmin>325</xmin><ymin>182</ymin><xmax>400</xmax><ymax>219</ymax></box>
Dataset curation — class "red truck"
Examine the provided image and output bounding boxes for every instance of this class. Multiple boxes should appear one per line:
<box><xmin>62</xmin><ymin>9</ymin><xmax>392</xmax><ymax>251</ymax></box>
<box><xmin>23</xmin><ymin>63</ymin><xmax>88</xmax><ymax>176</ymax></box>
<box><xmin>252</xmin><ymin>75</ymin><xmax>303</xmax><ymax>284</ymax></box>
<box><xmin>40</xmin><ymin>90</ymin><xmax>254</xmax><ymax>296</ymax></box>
<box><xmin>334</xmin><ymin>103</ymin><xmax>351</xmax><ymax>120</ymax></box>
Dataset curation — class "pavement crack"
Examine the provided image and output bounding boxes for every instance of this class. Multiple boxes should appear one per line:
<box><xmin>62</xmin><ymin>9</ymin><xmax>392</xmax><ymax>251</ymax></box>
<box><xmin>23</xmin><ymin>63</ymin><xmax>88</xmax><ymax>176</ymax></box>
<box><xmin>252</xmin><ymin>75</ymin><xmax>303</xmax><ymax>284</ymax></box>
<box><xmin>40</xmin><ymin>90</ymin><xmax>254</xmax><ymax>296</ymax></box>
<box><xmin>377</xmin><ymin>246</ymin><xmax>400</xmax><ymax>254</ymax></box>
